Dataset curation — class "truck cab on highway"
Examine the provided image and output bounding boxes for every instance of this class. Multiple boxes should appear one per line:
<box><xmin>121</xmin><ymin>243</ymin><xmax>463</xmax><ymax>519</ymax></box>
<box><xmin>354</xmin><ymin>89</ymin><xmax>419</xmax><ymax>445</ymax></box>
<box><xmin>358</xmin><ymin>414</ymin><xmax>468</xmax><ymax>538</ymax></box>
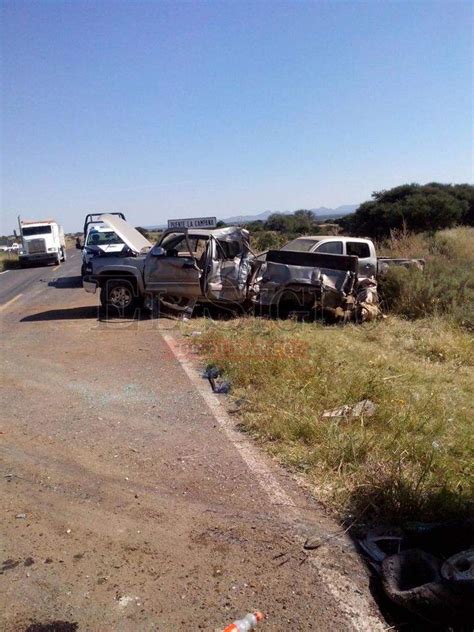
<box><xmin>18</xmin><ymin>218</ymin><xmax>66</xmax><ymax>267</ymax></box>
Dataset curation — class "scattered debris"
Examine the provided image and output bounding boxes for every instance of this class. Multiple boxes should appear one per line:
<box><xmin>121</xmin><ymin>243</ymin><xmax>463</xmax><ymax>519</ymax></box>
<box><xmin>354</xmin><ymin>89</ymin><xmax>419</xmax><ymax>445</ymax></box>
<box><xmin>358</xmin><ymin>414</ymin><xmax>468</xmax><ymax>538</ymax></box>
<box><xmin>24</xmin><ymin>557</ymin><xmax>35</xmax><ymax>567</ymax></box>
<box><xmin>117</xmin><ymin>594</ymin><xmax>140</xmax><ymax>608</ymax></box>
<box><xmin>15</xmin><ymin>513</ymin><xmax>27</xmax><ymax>519</ymax></box>
<box><xmin>358</xmin><ymin>527</ymin><xmax>404</xmax><ymax>563</ymax></box>
<box><xmin>1</xmin><ymin>559</ymin><xmax>20</xmax><ymax>572</ymax></box>
<box><xmin>203</xmin><ymin>365</ymin><xmax>231</xmax><ymax>394</ymax></box>
<box><xmin>203</xmin><ymin>365</ymin><xmax>222</xmax><ymax>380</ymax></box>
<box><xmin>25</xmin><ymin>622</ymin><xmax>78</xmax><ymax>632</ymax></box>
<box><xmin>322</xmin><ymin>399</ymin><xmax>376</xmax><ymax>419</ymax></box>
<box><xmin>210</xmin><ymin>379</ymin><xmax>231</xmax><ymax>394</ymax></box>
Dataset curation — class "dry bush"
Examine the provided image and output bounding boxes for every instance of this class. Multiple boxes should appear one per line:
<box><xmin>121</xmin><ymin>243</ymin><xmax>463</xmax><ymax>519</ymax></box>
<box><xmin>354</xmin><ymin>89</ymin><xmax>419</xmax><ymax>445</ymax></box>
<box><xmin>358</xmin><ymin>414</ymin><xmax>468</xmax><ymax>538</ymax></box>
<box><xmin>378</xmin><ymin>227</ymin><xmax>474</xmax><ymax>329</ymax></box>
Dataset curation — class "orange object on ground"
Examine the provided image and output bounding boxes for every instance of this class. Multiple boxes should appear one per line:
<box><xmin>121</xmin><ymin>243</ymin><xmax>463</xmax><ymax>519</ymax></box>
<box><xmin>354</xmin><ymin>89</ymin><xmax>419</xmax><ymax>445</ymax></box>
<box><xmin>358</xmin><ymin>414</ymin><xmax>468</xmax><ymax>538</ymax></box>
<box><xmin>222</xmin><ymin>611</ymin><xmax>264</xmax><ymax>632</ymax></box>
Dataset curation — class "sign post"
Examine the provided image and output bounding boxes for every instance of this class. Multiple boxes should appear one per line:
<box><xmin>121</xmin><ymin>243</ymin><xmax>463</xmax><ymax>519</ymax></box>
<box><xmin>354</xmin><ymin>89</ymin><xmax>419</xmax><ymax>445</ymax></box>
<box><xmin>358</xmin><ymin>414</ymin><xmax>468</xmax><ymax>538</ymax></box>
<box><xmin>167</xmin><ymin>217</ymin><xmax>217</xmax><ymax>229</ymax></box>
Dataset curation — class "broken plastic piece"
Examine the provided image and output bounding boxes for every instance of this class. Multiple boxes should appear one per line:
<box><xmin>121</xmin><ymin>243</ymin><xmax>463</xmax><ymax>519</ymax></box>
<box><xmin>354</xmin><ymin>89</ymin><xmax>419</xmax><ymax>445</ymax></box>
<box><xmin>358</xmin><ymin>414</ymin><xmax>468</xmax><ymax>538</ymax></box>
<box><xmin>222</xmin><ymin>611</ymin><xmax>264</xmax><ymax>632</ymax></box>
<box><xmin>322</xmin><ymin>399</ymin><xmax>376</xmax><ymax>419</ymax></box>
<box><xmin>358</xmin><ymin>527</ymin><xmax>404</xmax><ymax>563</ymax></box>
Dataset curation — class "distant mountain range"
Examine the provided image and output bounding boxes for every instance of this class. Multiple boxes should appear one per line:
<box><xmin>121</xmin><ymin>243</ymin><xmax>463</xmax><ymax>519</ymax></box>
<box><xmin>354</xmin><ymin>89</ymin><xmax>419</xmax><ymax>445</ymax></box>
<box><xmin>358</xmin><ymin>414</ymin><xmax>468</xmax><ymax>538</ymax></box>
<box><xmin>144</xmin><ymin>204</ymin><xmax>358</xmax><ymax>230</ymax></box>
<box><xmin>221</xmin><ymin>204</ymin><xmax>358</xmax><ymax>225</ymax></box>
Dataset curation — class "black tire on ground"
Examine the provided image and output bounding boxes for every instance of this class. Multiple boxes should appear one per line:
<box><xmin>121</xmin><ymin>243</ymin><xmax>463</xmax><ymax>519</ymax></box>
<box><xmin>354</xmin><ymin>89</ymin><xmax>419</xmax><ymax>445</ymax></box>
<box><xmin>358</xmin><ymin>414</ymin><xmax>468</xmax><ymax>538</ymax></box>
<box><xmin>381</xmin><ymin>549</ymin><xmax>473</xmax><ymax>624</ymax></box>
<box><xmin>100</xmin><ymin>279</ymin><xmax>139</xmax><ymax>314</ymax></box>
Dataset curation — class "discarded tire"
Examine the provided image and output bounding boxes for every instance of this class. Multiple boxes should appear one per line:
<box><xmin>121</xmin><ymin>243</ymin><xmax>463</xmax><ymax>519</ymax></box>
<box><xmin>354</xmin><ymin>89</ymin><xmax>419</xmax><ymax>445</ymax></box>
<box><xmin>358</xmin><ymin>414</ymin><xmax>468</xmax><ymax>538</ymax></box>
<box><xmin>381</xmin><ymin>549</ymin><xmax>474</xmax><ymax>624</ymax></box>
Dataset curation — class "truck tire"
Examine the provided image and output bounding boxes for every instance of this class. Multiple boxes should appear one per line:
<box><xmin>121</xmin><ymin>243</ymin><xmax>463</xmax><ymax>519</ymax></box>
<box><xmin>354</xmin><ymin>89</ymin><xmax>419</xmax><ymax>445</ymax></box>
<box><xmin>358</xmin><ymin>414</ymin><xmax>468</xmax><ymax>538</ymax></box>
<box><xmin>100</xmin><ymin>279</ymin><xmax>138</xmax><ymax>315</ymax></box>
<box><xmin>61</xmin><ymin>247</ymin><xmax>67</xmax><ymax>262</ymax></box>
<box><xmin>56</xmin><ymin>252</ymin><xmax>61</xmax><ymax>265</ymax></box>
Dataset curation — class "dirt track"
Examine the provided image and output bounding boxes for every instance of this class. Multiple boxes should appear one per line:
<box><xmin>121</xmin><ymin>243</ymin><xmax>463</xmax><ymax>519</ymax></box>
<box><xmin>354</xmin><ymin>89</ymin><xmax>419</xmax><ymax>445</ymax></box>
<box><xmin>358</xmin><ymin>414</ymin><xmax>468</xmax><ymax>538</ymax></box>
<box><xmin>0</xmin><ymin>255</ymin><xmax>383</xmax><ymax>631</ymax></box>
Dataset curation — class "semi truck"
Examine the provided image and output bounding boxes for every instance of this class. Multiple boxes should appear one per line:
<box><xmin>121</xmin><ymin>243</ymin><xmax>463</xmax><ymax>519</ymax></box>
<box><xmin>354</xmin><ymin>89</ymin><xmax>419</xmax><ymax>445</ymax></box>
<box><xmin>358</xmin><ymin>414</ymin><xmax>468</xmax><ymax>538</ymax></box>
<box><xmin>17</xmin><ymin>217</ymin><xmax>67</xmax><ymax>267</ymax></box>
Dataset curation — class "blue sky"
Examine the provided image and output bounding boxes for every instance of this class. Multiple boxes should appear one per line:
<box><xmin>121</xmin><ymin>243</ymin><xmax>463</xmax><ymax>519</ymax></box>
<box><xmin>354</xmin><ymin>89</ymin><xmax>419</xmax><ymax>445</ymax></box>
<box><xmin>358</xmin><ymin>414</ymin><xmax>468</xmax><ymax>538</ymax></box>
<box><xmin>1</xmin><ymin>0</ymin><xmax>472</xmax><ymax>233</ymax></box>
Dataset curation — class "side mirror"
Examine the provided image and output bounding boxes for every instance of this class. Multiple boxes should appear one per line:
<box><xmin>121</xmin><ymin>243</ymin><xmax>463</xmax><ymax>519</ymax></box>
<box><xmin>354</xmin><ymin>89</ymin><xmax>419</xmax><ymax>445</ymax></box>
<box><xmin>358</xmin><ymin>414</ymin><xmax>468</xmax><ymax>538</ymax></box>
<box><xmin>150</xmin><ymin>246</ymin><xmax>166</xmax><ymax>257</ymax></box>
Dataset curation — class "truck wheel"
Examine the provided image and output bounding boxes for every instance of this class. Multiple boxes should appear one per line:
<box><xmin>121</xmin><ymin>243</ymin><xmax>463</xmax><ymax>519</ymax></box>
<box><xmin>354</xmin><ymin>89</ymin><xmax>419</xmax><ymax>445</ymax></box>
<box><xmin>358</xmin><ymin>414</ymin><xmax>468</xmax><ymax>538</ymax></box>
<box><xmin>56</xmin><ymin>252</ymin><xmax>61</xmax><ymax>265</ymax></box>
<box><xmin>100</xmin><ymin>279</ymin><xmax>138</xmax><ymax>315</ymax></box>
<box><xmin>61</xmin><ymin>247</ymin><xmax>67</xmax><ymax>262</ymax></box>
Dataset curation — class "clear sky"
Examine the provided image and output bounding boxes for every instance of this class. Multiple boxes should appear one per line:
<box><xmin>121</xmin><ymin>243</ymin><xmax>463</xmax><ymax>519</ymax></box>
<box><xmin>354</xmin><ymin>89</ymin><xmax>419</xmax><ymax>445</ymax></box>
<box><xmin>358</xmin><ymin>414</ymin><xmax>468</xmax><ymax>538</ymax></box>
<box><xmin>1</xmin><ymin>0</ymin><xmax>472</xmax><ymax>233</ymax></box>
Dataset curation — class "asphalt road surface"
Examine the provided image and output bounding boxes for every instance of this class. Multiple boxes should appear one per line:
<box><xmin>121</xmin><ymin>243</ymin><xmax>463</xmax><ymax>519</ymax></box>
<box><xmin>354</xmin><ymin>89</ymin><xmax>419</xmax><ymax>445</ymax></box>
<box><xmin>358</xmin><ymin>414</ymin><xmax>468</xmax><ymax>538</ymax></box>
<box><xmin>0</xmin><ymin>254</ymin><xmax>383</xmax><ymax>631</ymax></box>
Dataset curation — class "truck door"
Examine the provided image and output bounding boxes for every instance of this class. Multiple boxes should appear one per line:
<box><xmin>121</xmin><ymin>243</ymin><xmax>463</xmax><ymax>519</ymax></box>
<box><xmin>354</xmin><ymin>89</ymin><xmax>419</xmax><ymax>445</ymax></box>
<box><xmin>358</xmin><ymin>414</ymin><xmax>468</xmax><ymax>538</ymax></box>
<box><xmin>143</xmin><ymin>230</ymin><xmax>203</xmax><ymax>298</ymax></box>
<box><xmin>203</xmin><ymin>236</ymin><xmax>251</xmax><ymax>303</ymax></box>
<box><xmin>346</xmin><ymin>241</ymin><xmax>376</xmax><ymax>278</ymax></box>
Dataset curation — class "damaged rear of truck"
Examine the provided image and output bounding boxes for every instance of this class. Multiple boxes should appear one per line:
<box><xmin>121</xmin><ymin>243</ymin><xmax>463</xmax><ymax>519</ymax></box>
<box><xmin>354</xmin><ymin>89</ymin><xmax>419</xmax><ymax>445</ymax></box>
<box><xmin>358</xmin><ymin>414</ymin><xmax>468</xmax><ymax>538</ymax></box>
<box><xmin>254</xmin><ymin>249</ymin><xmax>379</xmax><ymax>321</ymax></box>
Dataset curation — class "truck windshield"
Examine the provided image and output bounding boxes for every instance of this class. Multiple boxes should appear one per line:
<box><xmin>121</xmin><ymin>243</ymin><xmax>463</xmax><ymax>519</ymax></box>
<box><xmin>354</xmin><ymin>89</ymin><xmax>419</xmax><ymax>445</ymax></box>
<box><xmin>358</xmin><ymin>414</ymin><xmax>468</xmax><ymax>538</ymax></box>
<box><xmin>22</xmin><ymin>226</ymin><xmax>52</xmax><ymax>236</ymax></box>
<box><xmin>281</xmin><ymin>238</ymin><xmax>320</xmax><ymax>252</ymax></box>
<box><xmin>86</xmin><ymin>230</ymin><xmax>124</xmax><ymax>246</ymax></box>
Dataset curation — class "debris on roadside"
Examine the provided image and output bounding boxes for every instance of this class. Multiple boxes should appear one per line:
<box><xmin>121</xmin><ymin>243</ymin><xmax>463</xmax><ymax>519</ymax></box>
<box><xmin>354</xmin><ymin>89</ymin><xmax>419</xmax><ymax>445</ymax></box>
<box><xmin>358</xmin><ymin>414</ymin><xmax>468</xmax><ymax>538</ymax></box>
<box><xmin>221</xmin><ymin>610</ymin><xmax>264</xmax><ymax>632</ymax></box>
<box><xmin>203</xmin><ymin>364</ymin><xmax>231</xmax><ymax>394</ymax></box>
<box><xmin>358</xmin><ymin>518</ymin><xmax>474</xmax><ymax>625</ymax></box>
<box><xmin>15</xmin><ymin>513</ymin><xmax>27</xmax><ymax>519</ymax></box>
<box><xmin>203</xmin><ymin>365</ymin><xmax>222</xmax><ymax>380</ymax></box>
<box><xmin>322</xmin><ymin>399</ymin><xmax>376</xmax><ymax>419</ymax></box>
<box><xmin>210</xmin><ymin>379</ymin><xmax>231</xmax><ymax>394</ymax></box>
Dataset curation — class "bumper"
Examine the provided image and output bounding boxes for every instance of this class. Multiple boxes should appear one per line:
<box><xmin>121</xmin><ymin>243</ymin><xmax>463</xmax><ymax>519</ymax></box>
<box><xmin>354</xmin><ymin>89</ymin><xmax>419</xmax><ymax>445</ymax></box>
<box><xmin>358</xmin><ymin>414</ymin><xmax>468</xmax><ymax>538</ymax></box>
<box><xmin>83</xmin><ymin>278</ymin><xmax>98</xmax><ymax>294</ymax></box>
<box><xmin>19</xmin><ymin>253</ymin><xmax>57</xmax><ymax>264</ymax></box>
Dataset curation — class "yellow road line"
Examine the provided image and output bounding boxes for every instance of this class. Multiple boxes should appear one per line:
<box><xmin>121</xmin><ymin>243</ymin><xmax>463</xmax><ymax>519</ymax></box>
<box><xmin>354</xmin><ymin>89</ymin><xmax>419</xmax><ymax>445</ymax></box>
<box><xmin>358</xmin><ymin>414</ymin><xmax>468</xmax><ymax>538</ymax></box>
<box><xmin>0</xmin><ymin>293</ymin><xmax>23</xmax><ymax>312</ymax></box>
<box><xmin>52</xmin><ymin>265</ymin><xmax>60</xmax><ymax>271</ymax></box>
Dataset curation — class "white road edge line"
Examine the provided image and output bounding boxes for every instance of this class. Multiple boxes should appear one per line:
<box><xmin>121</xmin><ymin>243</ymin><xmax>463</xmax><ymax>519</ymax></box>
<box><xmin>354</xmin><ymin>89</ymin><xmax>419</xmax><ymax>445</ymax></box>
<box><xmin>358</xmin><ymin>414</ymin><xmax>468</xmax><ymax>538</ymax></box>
<box><xmin>0</xmin><ymin>293</ymin><xmax>23</xmax><ymax>312</ymax></box>
<box><xmin>0</xmin><ymin>269</ymin><xmax>10</xmax><ymax>275</ymax></box>
<box><xmin>162</xmin><ymin>333</ymin><xmax>385</xmax><ymax>632</ymax></box>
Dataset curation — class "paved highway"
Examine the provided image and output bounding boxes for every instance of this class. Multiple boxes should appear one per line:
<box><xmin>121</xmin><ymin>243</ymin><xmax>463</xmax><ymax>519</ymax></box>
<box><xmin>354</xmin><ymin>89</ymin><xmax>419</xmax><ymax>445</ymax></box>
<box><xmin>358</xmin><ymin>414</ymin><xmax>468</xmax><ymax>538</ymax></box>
<box><xmin>0</xmin><ymin>250</ymin><xmax>80</xmax><ymax>307</ymax></box>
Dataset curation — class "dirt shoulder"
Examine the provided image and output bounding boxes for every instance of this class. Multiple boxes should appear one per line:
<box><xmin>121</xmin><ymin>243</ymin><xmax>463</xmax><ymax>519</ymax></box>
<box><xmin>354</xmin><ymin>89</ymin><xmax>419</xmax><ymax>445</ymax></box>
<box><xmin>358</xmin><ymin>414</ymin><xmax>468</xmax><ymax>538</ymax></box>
<box><xmin>0</xmin><ymin>263</ymin><xmax>383</xmax><ymax>631</ymax></box>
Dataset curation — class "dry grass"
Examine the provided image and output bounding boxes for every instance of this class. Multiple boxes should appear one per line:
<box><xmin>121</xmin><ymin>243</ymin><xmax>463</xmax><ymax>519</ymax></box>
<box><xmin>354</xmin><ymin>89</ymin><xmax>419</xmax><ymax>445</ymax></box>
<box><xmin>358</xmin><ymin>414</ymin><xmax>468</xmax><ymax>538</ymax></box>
<box><xmin>378</xmin><ymin>227</ymin><xmax>474</xmax><ymax>329</ymax></box>
<box><xmin>0</xmin><ymin>252</ymin><xmax>19</xmax><ymax>271</ymax></box>
<box><xmin>186</xmin><ymin>316</ymin><xmax>473</xmax><ymax>523</ymax></box>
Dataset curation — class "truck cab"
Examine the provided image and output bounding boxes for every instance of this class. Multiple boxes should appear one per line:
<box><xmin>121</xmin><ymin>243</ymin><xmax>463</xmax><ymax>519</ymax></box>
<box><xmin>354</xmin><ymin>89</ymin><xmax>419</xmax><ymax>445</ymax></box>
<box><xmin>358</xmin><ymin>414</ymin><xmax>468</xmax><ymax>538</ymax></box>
<box><xmin>18</xmin><ymin>219</ymin><xmax>66</xmax><ymax>267</ymax></box>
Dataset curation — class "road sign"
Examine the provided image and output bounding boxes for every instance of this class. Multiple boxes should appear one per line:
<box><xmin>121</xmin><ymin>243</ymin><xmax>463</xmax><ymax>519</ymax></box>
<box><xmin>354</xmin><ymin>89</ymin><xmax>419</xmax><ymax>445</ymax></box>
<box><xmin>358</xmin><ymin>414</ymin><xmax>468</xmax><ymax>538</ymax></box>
<box><xmin>167</xmin><ymin>217</ymin><xmax>217</xmax><ymax>229</ymax></box>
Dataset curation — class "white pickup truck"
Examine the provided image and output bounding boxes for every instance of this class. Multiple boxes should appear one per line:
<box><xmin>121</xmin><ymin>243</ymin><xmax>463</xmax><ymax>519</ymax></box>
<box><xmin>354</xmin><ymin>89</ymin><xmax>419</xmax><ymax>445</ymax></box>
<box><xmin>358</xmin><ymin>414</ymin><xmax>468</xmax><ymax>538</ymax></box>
<box><xmin>18</xmin><ymin>218</ymin><xmax>66</xmax><ymax>267</ymax></box>
<box><xmin>279</xmin><ymin>235</ymin><xmax>424</xmax><ymax>277</ymax></box>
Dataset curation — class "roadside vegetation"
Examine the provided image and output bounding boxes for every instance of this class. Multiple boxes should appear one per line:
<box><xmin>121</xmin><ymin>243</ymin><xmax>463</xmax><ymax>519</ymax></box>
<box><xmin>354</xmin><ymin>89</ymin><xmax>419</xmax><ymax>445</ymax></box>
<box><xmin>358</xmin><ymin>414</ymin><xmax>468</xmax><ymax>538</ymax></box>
<box><xmin>185</xmin><ymin>226</ymin><xmax>474</xmax><ymax>523</ymax></box>
<box><xmin>0</xmin><ymin>251</ymin><xmax>19</xmax><ymax>271</ymax></box>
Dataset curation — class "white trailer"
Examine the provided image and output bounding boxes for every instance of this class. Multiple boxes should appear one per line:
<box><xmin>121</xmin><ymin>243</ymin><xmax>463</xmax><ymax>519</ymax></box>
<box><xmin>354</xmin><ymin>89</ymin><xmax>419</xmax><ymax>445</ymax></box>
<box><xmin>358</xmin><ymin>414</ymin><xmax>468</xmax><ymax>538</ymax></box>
<box><xmin>18</xmin><ymin>217</ymin><xmax>67</xmax><ymax>267</ymax></box>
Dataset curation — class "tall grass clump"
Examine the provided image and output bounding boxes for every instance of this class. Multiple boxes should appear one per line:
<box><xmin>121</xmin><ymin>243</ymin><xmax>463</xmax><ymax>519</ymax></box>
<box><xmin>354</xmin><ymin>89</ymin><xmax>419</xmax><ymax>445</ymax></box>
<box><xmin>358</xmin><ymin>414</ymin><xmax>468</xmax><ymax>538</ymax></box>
<box><xmin>0</xmin><ymin>252</ymin><xmax>19</xmax><ymax>271</ymax></box>
<box><xmin>378</xmin><ymin>227</ymin><xmax>474</xmax><ymax>329</ymax></box>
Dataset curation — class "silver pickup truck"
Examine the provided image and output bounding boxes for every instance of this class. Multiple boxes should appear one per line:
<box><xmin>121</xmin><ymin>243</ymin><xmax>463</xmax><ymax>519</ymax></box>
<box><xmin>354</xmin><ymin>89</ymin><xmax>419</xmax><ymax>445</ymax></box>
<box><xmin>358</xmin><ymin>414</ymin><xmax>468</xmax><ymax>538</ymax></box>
<box><xmin>83</xmin><ymin>215</ymin><xmax>254</xmax><ymax>313</ymax></box>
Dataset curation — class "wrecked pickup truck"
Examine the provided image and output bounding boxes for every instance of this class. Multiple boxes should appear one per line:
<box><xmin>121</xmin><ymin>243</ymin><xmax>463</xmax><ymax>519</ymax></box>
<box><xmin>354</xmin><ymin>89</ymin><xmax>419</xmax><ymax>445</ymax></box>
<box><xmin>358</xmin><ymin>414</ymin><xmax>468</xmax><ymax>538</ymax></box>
<box><xmin>255</xmin><ymin>235</ymin><xmax>424</xmax><ymax>320</ymax></box>
<box><xmin>83</xmin><ymin>215</ymin><xmax>254</xmax><ymax>313</ymax></box>
<box><xmin>83</xmin><ymin>216</ymin><xmax>394</xmax><ymax>321</ymax></box>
